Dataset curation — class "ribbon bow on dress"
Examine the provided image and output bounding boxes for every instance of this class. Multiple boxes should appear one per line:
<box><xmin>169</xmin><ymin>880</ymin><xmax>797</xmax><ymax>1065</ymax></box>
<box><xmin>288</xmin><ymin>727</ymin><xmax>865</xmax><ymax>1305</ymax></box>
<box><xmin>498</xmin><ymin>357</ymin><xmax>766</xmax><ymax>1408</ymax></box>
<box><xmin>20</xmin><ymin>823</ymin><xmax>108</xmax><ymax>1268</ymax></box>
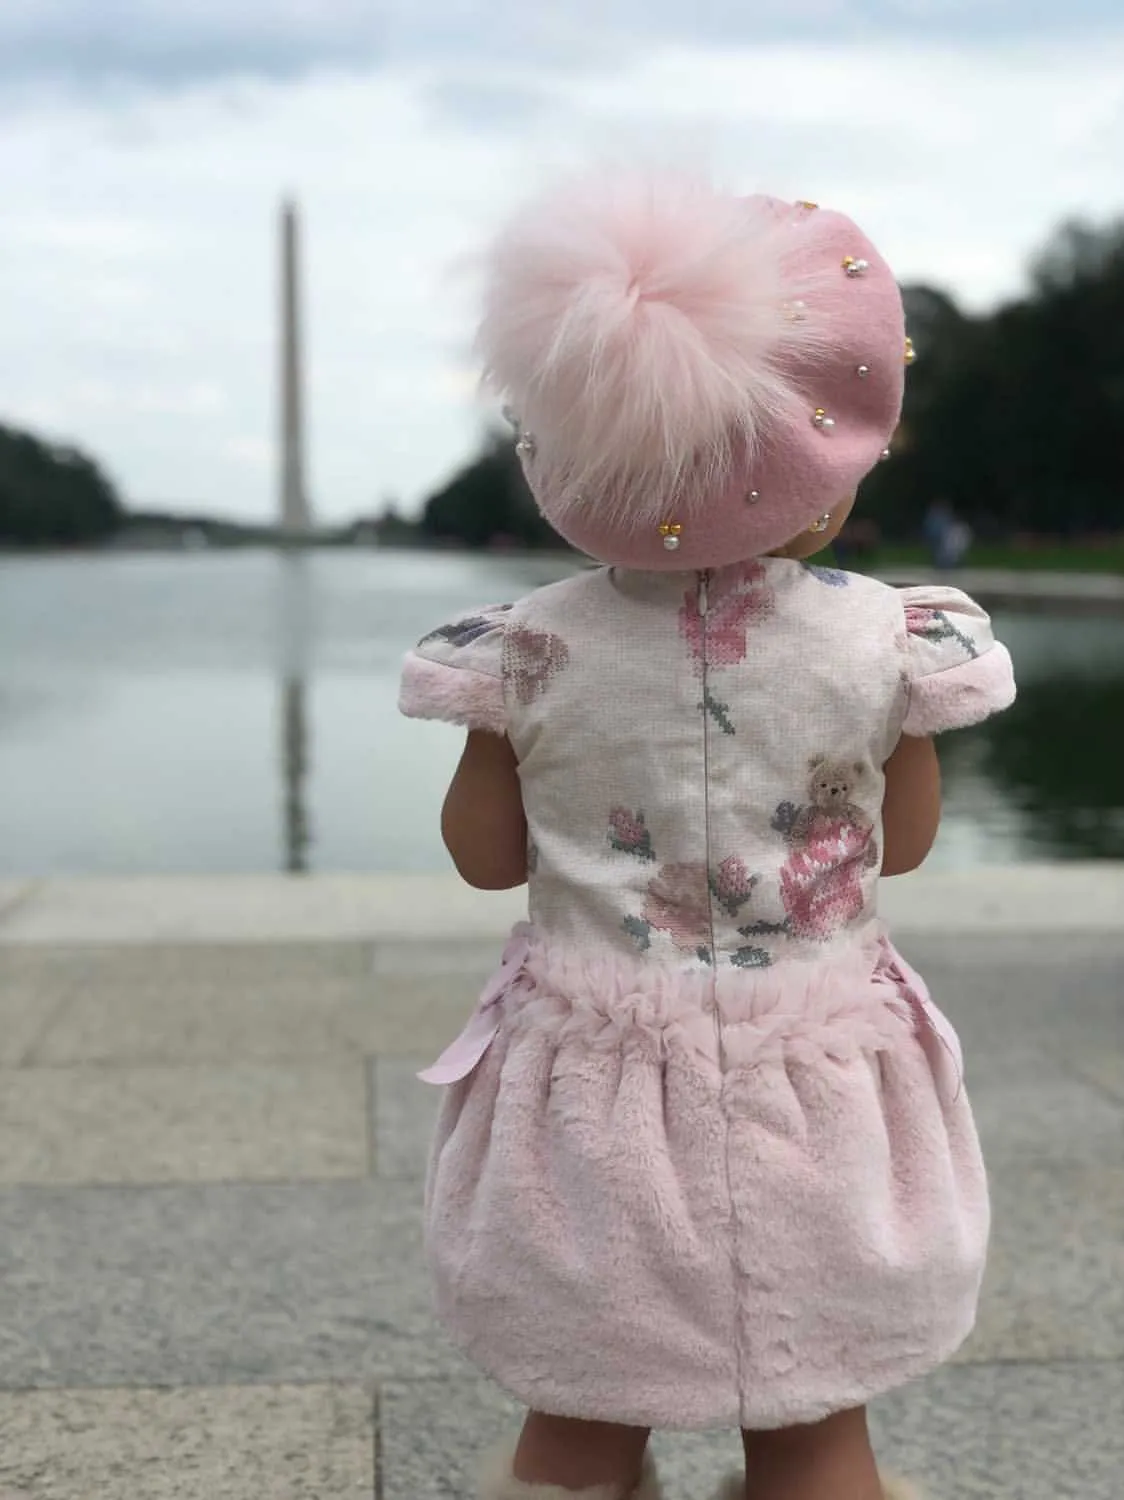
<box><xmin>879</xmin><ymin>939</ymin><xmax>964</xmax><ymax>1102</ymax></box>
<box><xmin>417</xmin><ymin>924</ymin><xmax>533</xmax><ymax>1086</ymax></box>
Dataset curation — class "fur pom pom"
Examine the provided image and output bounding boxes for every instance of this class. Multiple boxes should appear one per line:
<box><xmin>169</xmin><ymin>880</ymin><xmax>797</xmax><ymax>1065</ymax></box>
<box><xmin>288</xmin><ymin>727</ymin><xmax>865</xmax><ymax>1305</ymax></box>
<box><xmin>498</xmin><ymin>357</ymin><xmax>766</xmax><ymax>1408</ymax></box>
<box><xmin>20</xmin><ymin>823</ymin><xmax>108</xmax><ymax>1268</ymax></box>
<box><xmin>476</xmin><ymin>171</ymin><xmax>828</xmax><ymax>529</ymax></box>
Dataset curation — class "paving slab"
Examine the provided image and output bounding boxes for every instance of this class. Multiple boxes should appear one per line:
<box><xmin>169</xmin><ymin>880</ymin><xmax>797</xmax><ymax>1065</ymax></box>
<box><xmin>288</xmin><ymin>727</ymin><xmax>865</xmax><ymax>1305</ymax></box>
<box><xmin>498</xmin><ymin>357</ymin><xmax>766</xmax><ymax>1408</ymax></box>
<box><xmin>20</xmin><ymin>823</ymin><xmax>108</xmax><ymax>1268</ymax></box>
<box><xmin>0</xmin><ymin>988</ymin><xmax>65</xmax><ymax>1068</ymax></box>
<box><xmin>0</xmin><ymin>941</ymin><xmax>375</xmax><ymax>986</ymax></box>
<box><xmin>0</xmin><ymin>868</ymin><xmax>1120</xmax><ymax>947</ymax></box>
<box><xmin>0</xmin><ymin>1179</ymin><xmax>464</xmax><ymax>1389</ymax></box>
<box><xmin>868</xmin><ymin>1360</ymin><xmax>1124</xmax><ymax>1499</ymax></box>
<box><xmin>371</xmin><ymin>1058</ymin><xmax>443</xmax><ymax>1179</ymax></box>
<box><xmin>0</xmin><ymin>1383</ymin><xmax>374</xmax><ymax>1500</ymax></box>
<box><xmin>880</xmin><ymin>864</ymin><xmax>1124</xmax><ymax>934</ymax></box>
<box><xmin>0</xmin><ymin>881</ymin><xmax>33</xmax><ymax>923</ymax></box>
<box><xmin>0</xmin><ymin>876</ymin><xmax>1120</xmax><ymax>1497</ymax></box>
<box><xmin>381</xmin><ymin>1362</ymin><xmax>1124</xmax><ymax>1500</ymax></box>
<box><xmin>1066</xmin><ymin>1046</ymin><xmax>1124</xmax><ymax>1105</ymax></box>
<box><xmin>16</xmin><ymin>931</ymin><xmax>1117</xmax><ymax>1072</ymax></box>
<box><xmin>24</xmin><ymin>976</ymin><xmax>489</xmax><ymax>1068</ymax></box>
<box><xmin>965</xmin><ymin>1161</ymin><xmax>1124</xmax><ymax>1364</ymax></box>
<box><xmin>0</xmin><ymin>1157</ymin><xmax>1119</xmax><ymax>1395</ymax></box>
<box><xmin>372</xmin><ymin>939</ymin><xmax>506</xmax><ymax>978</ymax></box>
<box><xmin>0</xmin><ymin>1063</ymin><xmax>369</xmax><ymax>1186</ymax></box>
<box><xmin>378</xmin><ymin>1377</ymin><xmax>745</xmax><ymax>1500</ymax></box>
<box><xmin>969</xmin><ymin>1071</ymin><xmax>1124</xmax><ymax>1164</ymax></box>
<box><xmin>381</xmin><ymin>1059</ymin><xmax>1124</xmax><ymax>1186</ymax></box>
<box><xmin>0</xmin><ymin>876</ymin><xmax>527</xmax><ymax>946</ymax></box>
<box><xmin>894</xmin><ymin>932</ymin><xmax>1124</xmax><ymax>1058</ymax></box>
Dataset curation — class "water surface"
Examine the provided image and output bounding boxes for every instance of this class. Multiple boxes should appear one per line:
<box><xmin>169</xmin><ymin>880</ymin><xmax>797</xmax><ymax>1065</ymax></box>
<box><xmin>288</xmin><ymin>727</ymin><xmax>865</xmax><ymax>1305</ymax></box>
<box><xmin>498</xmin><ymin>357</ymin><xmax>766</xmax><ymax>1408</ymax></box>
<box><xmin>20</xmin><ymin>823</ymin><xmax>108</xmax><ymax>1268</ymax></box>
<box><xmin>1</xmin><ymin>551</ymin><xmax>1121</xmax><ymax>875</ymax></box>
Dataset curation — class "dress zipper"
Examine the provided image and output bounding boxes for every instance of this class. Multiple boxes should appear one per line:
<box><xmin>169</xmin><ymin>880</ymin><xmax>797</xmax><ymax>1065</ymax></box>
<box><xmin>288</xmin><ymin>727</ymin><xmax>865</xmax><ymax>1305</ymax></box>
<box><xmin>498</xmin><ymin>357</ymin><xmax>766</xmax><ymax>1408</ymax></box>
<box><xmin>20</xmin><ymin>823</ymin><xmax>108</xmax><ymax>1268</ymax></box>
<box><xmin>698</xmin><ymin>570</ymin><xmax>718</xmax><ymax>974</ymax></box>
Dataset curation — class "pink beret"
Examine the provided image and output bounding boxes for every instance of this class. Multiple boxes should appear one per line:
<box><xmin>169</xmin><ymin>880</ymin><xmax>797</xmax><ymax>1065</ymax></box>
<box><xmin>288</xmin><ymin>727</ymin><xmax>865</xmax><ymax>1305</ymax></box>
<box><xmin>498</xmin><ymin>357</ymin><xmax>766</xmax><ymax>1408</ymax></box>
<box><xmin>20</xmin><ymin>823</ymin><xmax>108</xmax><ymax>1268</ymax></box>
<box><xmin>478</xmin><ymin>175</ymin><xmax>907</xmax><ymax>570</ymax></box>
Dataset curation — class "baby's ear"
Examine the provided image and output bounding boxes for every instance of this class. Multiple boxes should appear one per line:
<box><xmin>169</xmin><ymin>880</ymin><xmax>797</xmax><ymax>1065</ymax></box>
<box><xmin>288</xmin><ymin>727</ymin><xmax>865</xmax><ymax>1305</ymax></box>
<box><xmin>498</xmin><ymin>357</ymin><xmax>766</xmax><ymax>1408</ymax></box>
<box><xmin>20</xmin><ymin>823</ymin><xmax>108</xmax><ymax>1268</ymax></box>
<box><xmin>853</xmin><ymin>761</ymin><xmax>864</xmax><ymax>776</ymax></box>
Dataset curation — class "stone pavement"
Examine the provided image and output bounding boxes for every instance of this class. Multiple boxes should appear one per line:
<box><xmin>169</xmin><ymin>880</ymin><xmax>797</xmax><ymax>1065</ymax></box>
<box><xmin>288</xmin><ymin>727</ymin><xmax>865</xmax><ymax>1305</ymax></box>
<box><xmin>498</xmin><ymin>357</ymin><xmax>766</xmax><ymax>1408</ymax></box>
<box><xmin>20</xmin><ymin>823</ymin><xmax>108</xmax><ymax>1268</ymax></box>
<box><xmin>1</xmin><ymin>870</ymin><xmax>1122</xmax><ymax>1500</ymax></box>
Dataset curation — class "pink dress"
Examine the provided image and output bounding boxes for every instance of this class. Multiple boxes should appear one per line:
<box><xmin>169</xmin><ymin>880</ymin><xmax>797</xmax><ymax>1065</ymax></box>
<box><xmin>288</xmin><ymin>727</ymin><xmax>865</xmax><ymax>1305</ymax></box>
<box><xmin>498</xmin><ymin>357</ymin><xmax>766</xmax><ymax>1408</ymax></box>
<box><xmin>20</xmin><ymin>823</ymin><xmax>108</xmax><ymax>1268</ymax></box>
<box><xmin>399</xmin><ymin>556</ymin><xmax>1016</xmax><ymax>1432</ymax></box>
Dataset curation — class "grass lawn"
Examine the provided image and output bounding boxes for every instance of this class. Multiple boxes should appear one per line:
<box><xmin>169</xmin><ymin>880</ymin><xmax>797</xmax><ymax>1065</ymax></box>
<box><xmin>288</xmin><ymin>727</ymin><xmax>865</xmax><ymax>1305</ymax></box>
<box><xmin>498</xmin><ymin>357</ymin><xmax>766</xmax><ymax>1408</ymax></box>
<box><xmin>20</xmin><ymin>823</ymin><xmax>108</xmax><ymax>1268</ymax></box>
<box><xmin>843</xmin><ymin>541</ymin><xmax>1124</xmax><ymax>574</ymax></box>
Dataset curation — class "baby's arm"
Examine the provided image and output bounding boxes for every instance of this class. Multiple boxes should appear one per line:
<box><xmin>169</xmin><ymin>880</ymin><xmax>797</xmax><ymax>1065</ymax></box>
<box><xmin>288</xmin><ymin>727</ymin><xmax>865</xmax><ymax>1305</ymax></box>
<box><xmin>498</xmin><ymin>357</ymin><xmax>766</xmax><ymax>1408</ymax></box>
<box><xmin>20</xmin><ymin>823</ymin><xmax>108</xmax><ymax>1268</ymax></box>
<box><xmin>880</xmin><ymin>734</ymin><xmax>941</xmax><ymax>877</ymax></box>
<box><xmin>882</xmin><ymin>583</ymin><xmax>1016</xmax><ymax>876</ymax></box>
<box><xmin>442</xmin><ymin>731</ymin><xmax>528</xmax><ymax>891</ymax></box>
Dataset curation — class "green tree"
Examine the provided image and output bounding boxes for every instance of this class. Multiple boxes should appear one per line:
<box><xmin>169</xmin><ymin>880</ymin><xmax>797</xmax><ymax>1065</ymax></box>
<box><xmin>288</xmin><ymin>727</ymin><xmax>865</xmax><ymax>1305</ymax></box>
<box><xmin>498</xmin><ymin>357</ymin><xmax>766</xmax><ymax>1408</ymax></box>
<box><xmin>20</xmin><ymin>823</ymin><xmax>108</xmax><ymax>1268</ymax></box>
<box><xmin>418</xmin><ymin>218</ymin><xmax>1124</xmax><ymax>549</ymax></box>
<box><xmin>0</xmin><ymin>423</ymin><xmax>125</xmax><ymax>546</ymax></box>
<box><xmin>865</xmin><ymin>219</ymin><xmax>1124</xmax><ymax>539</ymax></box>
<box><xmin>420</xmin><ymin>432</ymin><xmax>565</xmax><ymax>551</ymax></box>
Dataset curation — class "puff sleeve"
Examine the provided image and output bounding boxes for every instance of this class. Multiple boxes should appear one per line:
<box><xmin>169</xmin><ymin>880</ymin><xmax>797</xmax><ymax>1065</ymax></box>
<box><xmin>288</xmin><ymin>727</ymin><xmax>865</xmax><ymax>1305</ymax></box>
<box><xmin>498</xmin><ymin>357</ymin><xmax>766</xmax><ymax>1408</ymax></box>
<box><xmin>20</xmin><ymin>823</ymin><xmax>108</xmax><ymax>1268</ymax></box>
<box><xmin>900</xmin><ymin>586</ymin><xmax>1015</xmax><ymax>736</ymax></box>
<box><xmin>398</xmin><ymin>604</ymin><xmax>511</xmax><ymax>734</ymax></box>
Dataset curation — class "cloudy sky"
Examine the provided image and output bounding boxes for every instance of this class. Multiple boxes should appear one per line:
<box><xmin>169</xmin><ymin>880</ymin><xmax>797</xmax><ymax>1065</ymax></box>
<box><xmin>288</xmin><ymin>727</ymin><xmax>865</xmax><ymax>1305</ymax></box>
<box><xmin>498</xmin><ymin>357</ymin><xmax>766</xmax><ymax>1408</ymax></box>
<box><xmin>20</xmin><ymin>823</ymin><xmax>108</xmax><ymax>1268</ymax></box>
<box><xmin>1</xmin><ymin>2</ymin><xmax>1123</xmax><ymax>522</ymax></box>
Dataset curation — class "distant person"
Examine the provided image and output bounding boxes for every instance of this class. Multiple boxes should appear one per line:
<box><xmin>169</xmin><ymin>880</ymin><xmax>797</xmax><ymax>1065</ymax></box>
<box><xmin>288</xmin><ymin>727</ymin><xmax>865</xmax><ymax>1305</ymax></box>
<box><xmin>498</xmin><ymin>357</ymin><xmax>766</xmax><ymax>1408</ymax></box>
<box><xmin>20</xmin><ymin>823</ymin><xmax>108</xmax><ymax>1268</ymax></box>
<box><xmin>833</xmin><ymin>516</ymin><xmax>881</xmax><ymax>567</ymax></box>
<box><xmin>400</xmin><ymin>171</ymin><xmax>1015</xmax><ymax>1500</ymax></box>
<box><xmin>923</xmin><ymin>500</ymin><xmax>972</xmax><ymax>570</ymax></box>
<box><xmin>946</xmin><ymin>516</ymin><xmax>973</xmax><ymax>567</ymax></box>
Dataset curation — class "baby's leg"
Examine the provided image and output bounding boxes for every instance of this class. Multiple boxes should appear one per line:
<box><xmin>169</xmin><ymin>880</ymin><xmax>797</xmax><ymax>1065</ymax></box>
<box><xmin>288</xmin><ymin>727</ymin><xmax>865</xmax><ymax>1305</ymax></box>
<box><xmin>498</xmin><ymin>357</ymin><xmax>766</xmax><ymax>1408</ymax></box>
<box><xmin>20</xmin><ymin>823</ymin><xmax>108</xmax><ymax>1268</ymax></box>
<box><xmin>740</xmin><ymin>1407</ymin><xmax>886</xmax><ymax>1500</ymax></box>
<box><xmin>500</xmin><ymin>1413</ymin><xmax>651</xmax><ymax>1495</ymax></box>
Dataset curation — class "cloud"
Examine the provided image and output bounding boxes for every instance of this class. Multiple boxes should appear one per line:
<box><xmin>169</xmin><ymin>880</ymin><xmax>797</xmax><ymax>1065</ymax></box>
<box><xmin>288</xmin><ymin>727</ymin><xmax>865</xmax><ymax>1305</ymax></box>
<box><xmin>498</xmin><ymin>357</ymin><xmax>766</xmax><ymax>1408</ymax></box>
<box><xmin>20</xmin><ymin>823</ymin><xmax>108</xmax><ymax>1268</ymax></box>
<box><xmin>0</xmin><ymin>1</ymin><xmax>382</xmax><ymax>89</ymax></box>
<box><xmin>0</xmin><ymin>32</ymin><xmax>1122</xmax><ymax>524</ymax></box>
<box><xmin>2</xmin><ymin>0</ymin><xmax>1121</xmax><ymax>95</ymax></box>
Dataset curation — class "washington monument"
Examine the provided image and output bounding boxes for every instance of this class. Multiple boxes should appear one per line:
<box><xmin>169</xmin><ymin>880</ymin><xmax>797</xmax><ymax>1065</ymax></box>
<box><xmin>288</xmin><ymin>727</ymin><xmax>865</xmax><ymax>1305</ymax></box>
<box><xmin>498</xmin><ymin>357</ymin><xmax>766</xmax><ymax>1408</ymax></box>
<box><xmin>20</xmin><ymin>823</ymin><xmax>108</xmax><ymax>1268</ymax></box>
<box><xmin>279</xmin><ymin>200</ymin><xmax>311</xmax><ymax>537</ymax></box>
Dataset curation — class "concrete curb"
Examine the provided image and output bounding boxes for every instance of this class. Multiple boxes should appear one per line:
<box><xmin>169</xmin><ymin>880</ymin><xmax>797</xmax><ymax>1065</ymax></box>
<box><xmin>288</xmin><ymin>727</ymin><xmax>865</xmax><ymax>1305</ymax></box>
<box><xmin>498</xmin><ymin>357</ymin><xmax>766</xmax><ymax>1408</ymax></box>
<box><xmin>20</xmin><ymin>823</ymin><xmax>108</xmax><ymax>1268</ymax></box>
<box><xmin>0</xmin><ymin>867</ymin><xmax>1119</xmax><ymax>945</ymax></box>
<box><xmin>874</xmin><ymin>566</ymin><xmax>1124</xmax><ymax>616</ymax></box>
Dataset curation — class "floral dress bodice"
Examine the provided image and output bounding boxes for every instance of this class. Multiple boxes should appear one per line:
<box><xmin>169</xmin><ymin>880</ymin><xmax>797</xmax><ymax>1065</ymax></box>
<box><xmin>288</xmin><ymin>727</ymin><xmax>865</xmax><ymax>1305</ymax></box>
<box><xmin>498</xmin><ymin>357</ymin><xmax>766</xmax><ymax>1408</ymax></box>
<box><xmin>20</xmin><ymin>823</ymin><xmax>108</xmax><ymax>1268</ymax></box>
<box><xmin>401</xmin><ymin>557</ymin><xmax>1014</xmax><ymax>972</ymax></box>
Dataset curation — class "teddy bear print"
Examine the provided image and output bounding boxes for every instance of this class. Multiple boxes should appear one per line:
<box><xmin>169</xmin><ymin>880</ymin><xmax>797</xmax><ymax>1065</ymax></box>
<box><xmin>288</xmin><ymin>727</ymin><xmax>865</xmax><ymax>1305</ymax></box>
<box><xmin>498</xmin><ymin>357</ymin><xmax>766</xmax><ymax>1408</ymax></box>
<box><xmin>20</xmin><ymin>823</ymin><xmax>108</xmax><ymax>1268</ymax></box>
<box><xmin>780</xmin><ymin>756</ymin><xmax>875</xmax><ymax>851</ymax></box>
<box><xmin>773</xmin><ymin>755</ymin><xmax>879</xmax><ymax>942</ymax></box>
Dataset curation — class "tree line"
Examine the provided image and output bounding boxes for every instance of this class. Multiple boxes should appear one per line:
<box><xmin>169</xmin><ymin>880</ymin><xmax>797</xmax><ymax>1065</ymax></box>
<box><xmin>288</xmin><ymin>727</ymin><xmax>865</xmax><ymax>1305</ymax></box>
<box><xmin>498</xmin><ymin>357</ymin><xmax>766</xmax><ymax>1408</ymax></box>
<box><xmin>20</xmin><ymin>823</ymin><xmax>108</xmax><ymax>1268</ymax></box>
<box><xmin>0</xmin><ymin>423</ymin><xmax>124</xmax><ymax>546</ymax></box>
<box><xmin>416</xmin><ymin>216</ymin><xmax>1124</xmax><ymax>550</ymax></box>
<box><xmin>4</xmin><ymin>216</ymin><xmax>1121</xmax><ymax>550</ymax></box>
<box><xmin>861</xmin><ymin>218</ymin><xmax>1124</xmax><ymax>540</ymax></box>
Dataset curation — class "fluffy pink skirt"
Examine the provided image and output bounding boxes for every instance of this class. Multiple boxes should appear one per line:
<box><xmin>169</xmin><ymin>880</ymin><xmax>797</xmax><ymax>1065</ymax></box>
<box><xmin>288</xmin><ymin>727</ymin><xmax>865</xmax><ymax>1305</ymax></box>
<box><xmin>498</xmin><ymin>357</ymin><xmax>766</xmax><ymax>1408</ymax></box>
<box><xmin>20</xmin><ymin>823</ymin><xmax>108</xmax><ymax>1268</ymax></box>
<box><xmin>424</xmin><ymin>935</ymin><xmax>988</xmax><ymax>1430</ymax></box>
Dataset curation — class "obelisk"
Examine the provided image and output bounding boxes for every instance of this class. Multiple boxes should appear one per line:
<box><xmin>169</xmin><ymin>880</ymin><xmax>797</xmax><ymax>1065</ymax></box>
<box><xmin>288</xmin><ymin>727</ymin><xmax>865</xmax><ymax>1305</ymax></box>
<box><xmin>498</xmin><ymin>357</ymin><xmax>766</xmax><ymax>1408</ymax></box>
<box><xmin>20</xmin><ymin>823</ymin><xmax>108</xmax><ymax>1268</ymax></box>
<box><xmin>279</xmin><ymin>200</ymin><xmax>311</xmax><ymax>538</ymax></box>
<box><xmin>277</xmin><ymin>200</ymin><xmax>312</xmax><ymax>869</ymax></box>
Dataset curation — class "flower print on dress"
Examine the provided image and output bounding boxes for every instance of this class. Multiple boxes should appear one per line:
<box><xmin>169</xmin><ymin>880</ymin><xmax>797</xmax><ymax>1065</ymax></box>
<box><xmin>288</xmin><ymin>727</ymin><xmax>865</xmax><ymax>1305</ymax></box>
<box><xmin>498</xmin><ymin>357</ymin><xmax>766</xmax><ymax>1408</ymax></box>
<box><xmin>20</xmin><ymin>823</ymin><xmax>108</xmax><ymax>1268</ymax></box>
<box><xmin>709</xmin><ymin>856</ymin><xmax>758</xmax><ymax>918</ymax></box>
<box><xmin>801</xmin><ymin>563</ymin><xmax>850</xmax><ymax>587</ymax></box>
<box><xmin>700</xmin><ymin>692</ymin><xmax>736</xmax><ymax>737</ymax></box>
<box><xmin>617</xmin><ymin>837</ymin><xmax>712</xmax><ymax>960</ymax></box>
<box><xmin>419</xmin><ymin>605</ymin><xmax>512</xmax><ymax>649</ymax></box>
<box><xmin>731</xmin><ymin>910</ymin><xmax>791</xmax><ymax>968</ymax></box>
<box><xmin>679</xmin><ymin>563</ymin><xmax>775</xmax><ymax>734</ymax></box>
<box><xmin>642</xmin><ymin>861</ymin><xmax>714</xmax><ymax>960</ymax></box>
<box><xmin>779</xmin><ymin>821</ymin><xmax>873</xmax><ymax>941</ymax></box>
<box><xmin>731</xmin><ymin>942</ymin><xmax>774</xmax><ymax>969</ymax></box>
<box><xmin>505</xmin><ymin>627</ymin><xmax>571</xmax><ymax>704</ymax></box>
<box><xmin>905</xmin><ymin>606</ymin><xmax>978</xmax><ymax>659</ymax></box>
<box><xmin>608</xmin><ymin>807</ymin><xmax>656</xmax><ymax>861</ymax></box>
<box><xmin>678</xmin><ymin>562</ymin><xmax>775</xmax><ymax>673</ymax></box>
<box><xmin>622</xmin><ymin>915</ymin><xmax>653</xmax><ymax>952</ymax></box>
<box><xmin>621</xmin><ymin>853</ymin><xmax>771</xmax><ymax>966</ymax></box>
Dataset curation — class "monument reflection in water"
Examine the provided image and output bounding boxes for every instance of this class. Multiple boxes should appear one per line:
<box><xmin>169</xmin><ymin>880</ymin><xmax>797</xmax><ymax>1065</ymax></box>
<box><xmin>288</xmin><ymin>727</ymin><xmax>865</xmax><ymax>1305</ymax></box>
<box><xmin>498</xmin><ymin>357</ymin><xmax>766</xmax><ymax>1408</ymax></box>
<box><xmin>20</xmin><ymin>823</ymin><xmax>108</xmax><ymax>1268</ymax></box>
<box><xmin>277</xmin><ymin>553</ymin><xmax>312</xmax><ymax>873</ymax></box>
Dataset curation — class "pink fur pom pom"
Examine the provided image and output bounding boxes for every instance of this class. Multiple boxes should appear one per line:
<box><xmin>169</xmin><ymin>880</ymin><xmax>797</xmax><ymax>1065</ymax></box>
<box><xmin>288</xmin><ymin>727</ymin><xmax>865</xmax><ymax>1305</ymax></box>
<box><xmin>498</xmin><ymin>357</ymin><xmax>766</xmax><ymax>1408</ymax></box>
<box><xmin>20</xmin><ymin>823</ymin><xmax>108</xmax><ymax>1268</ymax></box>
<box><xmin>476</xmin><ymin>171</ymin><xmax>828</xmax><ymax>531</ymax></box>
